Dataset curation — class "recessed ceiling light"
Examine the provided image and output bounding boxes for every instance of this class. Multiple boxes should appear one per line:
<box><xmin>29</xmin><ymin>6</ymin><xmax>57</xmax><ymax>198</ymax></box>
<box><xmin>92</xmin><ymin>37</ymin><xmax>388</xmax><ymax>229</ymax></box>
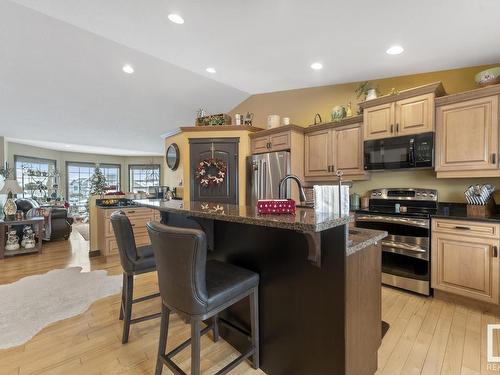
<box><xmin>122</xmin><ymin>64</ymin><xmax>134</xmax><ymax>74</ymax></box>
<box><xmin>386</xmin><ymin>45</ymin><xmax>404</xmax><ymax>55</ymax></box>
<box><xmin>65</xmin><ymin>144</ymin><xmax>71</xmax><ymax>148</ymax></box>
<box><xmin>310</xmin><ymin>62</ymin><xmax>323</xmax><ymax>70</ymax></box>
<box><xmin>206</xmin><ymin>67</ymin><xmax>216</xmax><ymax>74</ymax></box>
<box><xmin>168</xmin><ymin>13</ymin><xmax>184</xmax><ymax>24</ymax></box>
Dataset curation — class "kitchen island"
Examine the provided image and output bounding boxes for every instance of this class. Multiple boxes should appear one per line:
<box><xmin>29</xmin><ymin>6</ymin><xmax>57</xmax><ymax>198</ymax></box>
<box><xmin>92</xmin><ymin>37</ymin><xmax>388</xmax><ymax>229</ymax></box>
<box><xmin>135</xmin><ymin>199</ymin><xmax>386</xmax><ymax>375</ymax></box>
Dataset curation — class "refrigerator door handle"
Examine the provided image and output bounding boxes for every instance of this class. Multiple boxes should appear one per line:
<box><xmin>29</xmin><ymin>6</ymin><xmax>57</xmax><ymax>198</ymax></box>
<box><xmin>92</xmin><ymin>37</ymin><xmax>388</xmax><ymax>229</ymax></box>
<box><xmin>262</xmin><ymin>160</ymin><xmax>267</xmax><ymax>200</ymax></box>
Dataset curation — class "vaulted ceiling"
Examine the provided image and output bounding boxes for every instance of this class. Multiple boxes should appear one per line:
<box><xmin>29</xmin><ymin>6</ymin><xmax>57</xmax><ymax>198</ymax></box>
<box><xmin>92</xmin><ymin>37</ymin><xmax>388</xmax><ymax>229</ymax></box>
<box><xmin>2</xmin><ymin>0</ymin><xmax>500</xmax><ymax>154</ymax></box>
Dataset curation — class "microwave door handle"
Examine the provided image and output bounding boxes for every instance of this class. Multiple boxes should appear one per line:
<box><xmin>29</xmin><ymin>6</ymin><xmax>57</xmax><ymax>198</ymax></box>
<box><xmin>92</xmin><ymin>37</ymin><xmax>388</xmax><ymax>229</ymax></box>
<box><xmin>409</xmin><ymin>141</ymin><xmax>415</xmax><ymax>166</ymax></box>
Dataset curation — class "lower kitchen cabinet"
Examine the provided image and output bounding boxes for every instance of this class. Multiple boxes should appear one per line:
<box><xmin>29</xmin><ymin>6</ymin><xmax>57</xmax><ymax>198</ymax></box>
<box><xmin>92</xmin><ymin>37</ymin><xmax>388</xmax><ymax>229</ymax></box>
<box><xmin>97</xmin><ymin>207</ymin><xmax>159</xmax><ymax>258</ymax></box>
<box><xmin>431</xmin><ymin>219</ymin><xmax>500</xmax><ymax>304</ymax></box>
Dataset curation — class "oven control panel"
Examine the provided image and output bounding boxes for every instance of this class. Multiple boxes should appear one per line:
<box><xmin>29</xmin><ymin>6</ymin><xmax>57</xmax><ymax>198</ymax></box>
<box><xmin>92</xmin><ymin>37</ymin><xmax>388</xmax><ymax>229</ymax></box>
<box><xmin>370</xmin><ymin>188</ymin><xmax>438</xmax><ymax>201</ymax></box>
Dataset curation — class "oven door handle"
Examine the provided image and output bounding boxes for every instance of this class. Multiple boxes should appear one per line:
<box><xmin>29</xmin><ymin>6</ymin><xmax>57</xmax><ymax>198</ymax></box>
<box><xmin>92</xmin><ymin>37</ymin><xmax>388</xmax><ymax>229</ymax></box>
<box><xmin>356</xmin><ymin>215</ymin><xmax>429</xmax><ymax>228</ymax></box>
<box><xmin>381</xmin><ymin>240</ymin><xmax>427</xmax><ymax>253</ymax></box>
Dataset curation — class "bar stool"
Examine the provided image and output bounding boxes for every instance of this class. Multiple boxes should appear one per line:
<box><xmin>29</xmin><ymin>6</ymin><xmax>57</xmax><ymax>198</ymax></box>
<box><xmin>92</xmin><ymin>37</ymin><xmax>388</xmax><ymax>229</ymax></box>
<box><xmin>110</xmin><ymin>211</ymin><xmax>161</xmax><ymax>344</ymax></box>
<box><xmin>147</xmin><ymin>221</ymin><xmax>260</xmax><ymax>375</ymax></box>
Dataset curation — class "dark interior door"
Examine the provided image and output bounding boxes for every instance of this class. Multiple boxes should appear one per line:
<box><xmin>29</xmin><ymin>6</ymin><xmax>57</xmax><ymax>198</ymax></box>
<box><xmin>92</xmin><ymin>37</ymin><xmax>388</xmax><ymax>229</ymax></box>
<box><xmin>190</xmin><ymin>138</ymin><xmax>239</xmax><ymax>204</ymax></box>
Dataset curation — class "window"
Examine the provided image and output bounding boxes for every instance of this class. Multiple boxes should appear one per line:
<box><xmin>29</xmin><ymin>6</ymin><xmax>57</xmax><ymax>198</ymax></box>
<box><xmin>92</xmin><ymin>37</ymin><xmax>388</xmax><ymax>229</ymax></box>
<box><xmin>129</xmin><ymin>164</ymin><xmax>161</xmax><ymax>193</ymax></box>
<box><xmin>15</xmin><ymin>155</ymin><xmax>58</xmax><ymax>200</ymax></box>
<box><xmin>66</xmin><ymin>162</ymin><xmax>121</xmax><ymax>217</ymax></box>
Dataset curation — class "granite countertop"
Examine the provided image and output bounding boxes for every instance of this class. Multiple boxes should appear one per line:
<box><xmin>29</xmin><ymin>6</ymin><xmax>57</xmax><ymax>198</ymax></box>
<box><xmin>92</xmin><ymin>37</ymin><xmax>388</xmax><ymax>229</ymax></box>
<box><xmin>134</xmin><ymin>199</ymin><xmax>351</xmax><ymax>233</ymax></box>
<box><xmin>347</xmin><ymin>228</ymin><xmax>387</xmax><ymax>256</ymax></box>
<box><xmin>432</xmin><ymin>203</ymin><xmax>500</xmax><ymax>223</ymax></box>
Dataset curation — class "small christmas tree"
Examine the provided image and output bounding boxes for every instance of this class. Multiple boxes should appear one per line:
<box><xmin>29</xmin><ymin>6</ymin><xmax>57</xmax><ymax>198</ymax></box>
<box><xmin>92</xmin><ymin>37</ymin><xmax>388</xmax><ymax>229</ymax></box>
<box><xmin>90</xmin><ymin>165</ymin><xmax>107</xmax><ymax>196</ymax></box>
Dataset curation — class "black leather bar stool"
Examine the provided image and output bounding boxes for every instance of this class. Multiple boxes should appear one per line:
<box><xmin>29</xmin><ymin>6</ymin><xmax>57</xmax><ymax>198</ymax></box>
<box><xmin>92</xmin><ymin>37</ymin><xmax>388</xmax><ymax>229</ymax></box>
<box><xmin>147</xmin><ymin>222</ymin><xmax>260</xmax><ymax>375</ymax></box>
<box><xmin>110</xmin><ymin>211</ymin><xmax>161</xmax><ymax>344</ymax></box>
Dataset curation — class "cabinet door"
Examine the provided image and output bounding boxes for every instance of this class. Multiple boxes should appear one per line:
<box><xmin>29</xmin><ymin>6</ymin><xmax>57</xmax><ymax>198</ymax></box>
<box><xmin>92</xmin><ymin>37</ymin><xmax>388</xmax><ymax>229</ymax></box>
<box><xmin>432</xmin><ymin>232</ymin><xmax>499</xmax><ymax>304</ymax></box>
<box><xmin>251</xmin><ymin>135</ymin><xmax>270</xmax><ymax>154</ymax></box>
<box><xmin>304</xmin><ymin>129</ymin><xmax>333</xmax><ymax>177</ymax></box>
<box><xmin>334</xmin><ymin>123</ymin><xmax>364</xmax><ymax>176</ymax></box>
<box><xmin>436</xmin><ymin>95</ymin><xmax>499</xmax><ymax>171</ymax></box>
<box><xmin>269</xmin><ymin>131</ymin><xmax>291</xmax><ymax>152</ymax></box>
<box><xmin>363</xmin><ymin>103</ymin><xmax>395</xmax><ymax>140</ymax></box>
<box><xmin>395</xmin><ymin>94</ymin><xmax>434</xmax><ymax>136</ymax></box>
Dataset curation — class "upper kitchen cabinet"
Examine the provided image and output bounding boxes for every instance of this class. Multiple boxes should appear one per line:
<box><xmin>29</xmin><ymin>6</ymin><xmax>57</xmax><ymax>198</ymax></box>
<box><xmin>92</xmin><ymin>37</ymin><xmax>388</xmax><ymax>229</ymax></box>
<box><xmin>360</xmin><ymin>82</ymin><xmax>445</xmax><ymax>141</ymax></box>
<box><xmin>435</xmin><ymin>84</ymin><xmax>500</xmax><ymax>178</ymax></box>
<box><xmin>249</xmin><ymin>125</ymin><xmax>304</xmax><ymax>154</ymax></box>
<box><xmin>304</xmin><ymin>116</ymin><xmax>367</xmax><ymax>181</ymax></box>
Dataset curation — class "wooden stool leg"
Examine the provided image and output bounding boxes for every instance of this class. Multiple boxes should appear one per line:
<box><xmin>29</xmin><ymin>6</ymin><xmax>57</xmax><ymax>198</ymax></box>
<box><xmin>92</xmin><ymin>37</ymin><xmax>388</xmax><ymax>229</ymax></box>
<box><xmin>122</xmin><ymin>274</ymin><xmax>134</xmax><ymax>344</ymax></box>
<box><xmin>191</xmin><ymin>319</ymin><xmax>201</xmax><ymax>375</ymax></box>
<box><xmin>119</xmin><ymin>273</ymin><xmax>126</xmax><ymax>320</ymax></box>
<box><xmin>249</xmin><ymin>287</ymin><xmax>260</xmax><ymax>369</ymax></box>
<box><xmin>212</xmin><ymin>314</ymin><xmax>220</xmax><ymax>342</ymax></box>
<box><xmin>155</xmin><ymin>304</ymin><xmax>170</xmax><ymax>375</ymax></box>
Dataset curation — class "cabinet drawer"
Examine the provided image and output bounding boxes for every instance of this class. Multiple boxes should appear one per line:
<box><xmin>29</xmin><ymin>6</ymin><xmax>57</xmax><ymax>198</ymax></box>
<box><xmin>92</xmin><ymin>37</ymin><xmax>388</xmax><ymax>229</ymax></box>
<box><xmin>104</xmin><ymin>207</ymin><xmax>153</xmax><ymax>219</ymax></box>
<box><xmin>432</xmin><ymin>219</ymin><xmax>500</xmax><ymax>239</ymax></box>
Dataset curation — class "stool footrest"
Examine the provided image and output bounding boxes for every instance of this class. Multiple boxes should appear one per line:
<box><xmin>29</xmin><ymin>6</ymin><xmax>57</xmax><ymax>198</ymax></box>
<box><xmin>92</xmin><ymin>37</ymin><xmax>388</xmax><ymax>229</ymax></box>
<box><xmin>130</xmin><ymin>312</ymin><xmax>161</xmax><ymax>324</ymax></box>
<box><xmin>133</xmin><ymin>292</ymin><xmax>160</xmax><ymax>304</ymax></box>
<box><xmin>166</xmin><ymin>325</ymin><xmax>213</xmax><ymax>358</ymax></box>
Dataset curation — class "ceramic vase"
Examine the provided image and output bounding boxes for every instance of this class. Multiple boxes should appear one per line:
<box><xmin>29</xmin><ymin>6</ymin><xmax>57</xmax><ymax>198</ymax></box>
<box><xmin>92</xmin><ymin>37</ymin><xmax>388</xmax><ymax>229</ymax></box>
<box><xmin>366</xmin><ymin>88</ymin><xmax>378</xmax><ymax>101</ymax></box>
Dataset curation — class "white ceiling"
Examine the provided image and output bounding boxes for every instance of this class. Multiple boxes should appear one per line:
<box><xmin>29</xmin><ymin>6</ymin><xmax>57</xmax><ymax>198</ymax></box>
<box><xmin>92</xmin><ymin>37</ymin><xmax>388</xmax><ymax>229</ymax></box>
<box><xmin>2</xmin><ymin>0</ymin><xmax>500</xmax><ymax>154</ymax></box>
<box><xmin>0</xmin><ymin>0</ymin><xmax>249</xmax><ymax>155</ymax></box>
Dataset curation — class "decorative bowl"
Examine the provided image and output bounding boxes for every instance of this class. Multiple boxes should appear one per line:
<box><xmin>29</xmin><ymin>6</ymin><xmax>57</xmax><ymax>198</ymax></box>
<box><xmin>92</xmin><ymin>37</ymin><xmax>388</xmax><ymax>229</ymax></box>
<box><xmin>475</xmin><ymin>67</ymin><xmax>500</xmax><ymax>87</ymax></box>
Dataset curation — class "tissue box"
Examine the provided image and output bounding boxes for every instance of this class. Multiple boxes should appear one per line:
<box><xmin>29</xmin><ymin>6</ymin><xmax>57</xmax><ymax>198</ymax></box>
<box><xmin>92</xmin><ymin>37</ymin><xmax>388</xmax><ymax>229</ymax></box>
<box><xmin>257</xmin><ymin>199</ymin><xmax>296</xmax><ymax>214</ymax></box>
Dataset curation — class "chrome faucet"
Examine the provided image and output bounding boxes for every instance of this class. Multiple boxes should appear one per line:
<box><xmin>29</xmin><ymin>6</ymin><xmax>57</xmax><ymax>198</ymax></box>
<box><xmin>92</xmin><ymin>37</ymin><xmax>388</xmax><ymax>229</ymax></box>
<box><xmin>278</xmin><ymin>174</ymin><xmax>307</xmax><ymax>203</ymax></box>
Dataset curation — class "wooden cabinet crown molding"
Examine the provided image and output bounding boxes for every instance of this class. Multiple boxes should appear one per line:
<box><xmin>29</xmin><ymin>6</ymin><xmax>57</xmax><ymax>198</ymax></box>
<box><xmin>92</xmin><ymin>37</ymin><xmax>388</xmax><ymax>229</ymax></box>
<box><xmin>358</xmin><ymin>81</ymin><xmax>446</xmax><ymax>110</ymax></box>
<box><xmin>248</xmin><ymin>124</ymin><xmax>304</xmax><ymax>138</ymax></box>
<box><xmin>179</xmin><ymin>125</ymin><xmax>263</xmax><ymax>133</ymax></box>
<box><xmin>304</xmin><ymin>115</ymin><xmax>363</xmax><ymax>133</ymax></box>
<box><xmin>435</xmin><ymin>83</ymin><xmax>500</xmax><ymax>107</ymax></box>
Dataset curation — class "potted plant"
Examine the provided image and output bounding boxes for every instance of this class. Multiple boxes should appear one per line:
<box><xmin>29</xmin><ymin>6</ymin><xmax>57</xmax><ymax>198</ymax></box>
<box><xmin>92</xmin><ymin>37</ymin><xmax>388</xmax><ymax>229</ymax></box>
<box><xmin>355</xmin><ymin>81</ymin><xmax>380</xmax><ymax>101</ymax></box>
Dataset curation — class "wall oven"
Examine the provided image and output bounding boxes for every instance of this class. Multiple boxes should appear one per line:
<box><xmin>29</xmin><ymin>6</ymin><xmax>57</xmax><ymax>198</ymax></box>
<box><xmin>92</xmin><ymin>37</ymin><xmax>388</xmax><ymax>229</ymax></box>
<box><xmin>355</xmin><ymin>188</ymin><xmax>438</xmax><ymax>296</ymax></box>
<box><xmin>364</xmin><ymin>132</ymin><xmax>434</xmax><ymax>170</ymax></box>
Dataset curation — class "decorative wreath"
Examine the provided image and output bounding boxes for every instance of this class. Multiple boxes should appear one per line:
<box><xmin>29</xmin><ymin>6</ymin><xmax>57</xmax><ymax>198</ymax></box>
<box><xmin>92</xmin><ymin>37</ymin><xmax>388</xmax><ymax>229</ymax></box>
<box><xmin>196</xmin><ymin>158</ymin><xmax>227</xmax><ymax>187</ymax></box>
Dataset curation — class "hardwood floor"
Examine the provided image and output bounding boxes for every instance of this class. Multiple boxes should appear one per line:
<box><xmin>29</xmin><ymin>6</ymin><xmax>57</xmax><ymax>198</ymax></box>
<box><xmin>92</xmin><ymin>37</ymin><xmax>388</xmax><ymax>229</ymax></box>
<box><xmin>1</xmin><ymin>230</ymin><xmax>500</xmax><ymax>374</ymax></box>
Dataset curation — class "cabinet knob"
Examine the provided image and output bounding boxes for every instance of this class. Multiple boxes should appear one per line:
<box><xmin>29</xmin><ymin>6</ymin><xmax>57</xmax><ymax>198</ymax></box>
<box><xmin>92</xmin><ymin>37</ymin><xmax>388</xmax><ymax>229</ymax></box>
<box><xmin>494</xmin><ymin>246</ymin><xmax>498</xmax><ymax>258</ymax></box>
<box><xmin>390</xmin><ymin>124</ymin><xmax>394</xmax><ymax>133</ymax></box>
<box><xmin>396</xmin><ymin>123</ymin><xmax>399</xmax><ymax>132</ymax></box>
<box><xmin>492</xmin><ymin>153</ymin><xmax>497</xmax><ymax>164</ymax></box>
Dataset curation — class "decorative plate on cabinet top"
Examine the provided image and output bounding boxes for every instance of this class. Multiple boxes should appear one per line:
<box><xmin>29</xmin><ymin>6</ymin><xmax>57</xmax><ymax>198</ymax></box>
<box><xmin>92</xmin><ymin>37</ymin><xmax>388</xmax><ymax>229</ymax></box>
<box><xmin>475</xmin><ymin>67</ymin><xmax>500</xmax><ymax>87</ymax></box>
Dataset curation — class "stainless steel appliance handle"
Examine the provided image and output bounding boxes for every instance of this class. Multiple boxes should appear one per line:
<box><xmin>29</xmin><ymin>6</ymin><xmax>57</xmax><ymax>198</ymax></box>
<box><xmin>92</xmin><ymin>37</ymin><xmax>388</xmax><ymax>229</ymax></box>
<box><xmin>262</xmin><ymin>160</ymin><xmax>267</xmax><ymax>199</ymax></box>
<box><xmin>381</xmin><ymin>240</ymin><xmax>426</xmax><ymax>253</ymax></box>
<box><xmin>356</xmin><ymin>215</ymin><xmax>429</xmax><ymax>228</ymax></box>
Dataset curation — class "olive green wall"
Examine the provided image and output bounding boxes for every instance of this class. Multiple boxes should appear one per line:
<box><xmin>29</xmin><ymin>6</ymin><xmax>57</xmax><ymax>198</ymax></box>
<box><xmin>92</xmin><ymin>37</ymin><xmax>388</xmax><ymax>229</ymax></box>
<box><xmin>230</xmin><ymin>63</ymin><xmax>500</xmax><ymax>202</ymax></box>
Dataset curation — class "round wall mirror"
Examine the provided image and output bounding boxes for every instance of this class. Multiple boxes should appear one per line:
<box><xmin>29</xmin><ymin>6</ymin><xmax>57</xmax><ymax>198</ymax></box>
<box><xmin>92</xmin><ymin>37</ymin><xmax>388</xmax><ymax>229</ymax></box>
<box><xmin>166</xmin><ymin>143</ymin><xmax>180</xmax><ymax>170</ymax></box>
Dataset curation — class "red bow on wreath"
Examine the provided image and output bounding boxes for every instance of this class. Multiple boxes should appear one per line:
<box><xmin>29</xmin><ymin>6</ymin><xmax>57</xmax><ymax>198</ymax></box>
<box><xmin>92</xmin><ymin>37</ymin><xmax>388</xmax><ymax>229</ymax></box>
<box><xmin>195</xmin><ymin>158</ymin><xmax>227</xmax><ymax>187</ymax></box>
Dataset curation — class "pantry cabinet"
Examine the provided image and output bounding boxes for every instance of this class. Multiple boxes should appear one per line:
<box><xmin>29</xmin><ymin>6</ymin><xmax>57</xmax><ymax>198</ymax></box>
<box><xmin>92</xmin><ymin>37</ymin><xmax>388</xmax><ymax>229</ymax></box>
<box><xmin>435</xmin><ymin>86</ymin><xmax>500</xmax><ymax>178</ymax></box>
<box><xmin>304</xmin><ymin>117</ymin><xmax>366</xmax><ymax>180</ymax></box>
<box><xmin>431</xmin><ymin>219</ymin><xmax>500</xmax><ymax>304</ymax></box>
<box><xmin>360</xmin><ymin>82</ymin><xmax>444</xmax><ymax>141</ymax></box>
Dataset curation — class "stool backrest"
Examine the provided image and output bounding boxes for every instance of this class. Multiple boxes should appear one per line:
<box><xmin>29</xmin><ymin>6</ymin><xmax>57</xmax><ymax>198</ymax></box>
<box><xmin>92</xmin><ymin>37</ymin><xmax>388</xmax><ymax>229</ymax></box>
<box><xmin>110</xmin><ymin>211</ymin><xmax>139</xmax><ymax>273</ymax></box>
<box><xmin>147</xmin><ymin>221</ymin><xmax>208</xmax><ymax>316</ymax></box>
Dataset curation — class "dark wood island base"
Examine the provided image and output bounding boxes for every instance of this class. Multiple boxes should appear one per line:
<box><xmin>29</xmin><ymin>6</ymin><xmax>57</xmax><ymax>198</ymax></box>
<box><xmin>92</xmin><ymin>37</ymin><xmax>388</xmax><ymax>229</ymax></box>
<box><xmin>136</xmin><ymin>199</ymin><xmax>385</xmax><ymax>375</ymax></box>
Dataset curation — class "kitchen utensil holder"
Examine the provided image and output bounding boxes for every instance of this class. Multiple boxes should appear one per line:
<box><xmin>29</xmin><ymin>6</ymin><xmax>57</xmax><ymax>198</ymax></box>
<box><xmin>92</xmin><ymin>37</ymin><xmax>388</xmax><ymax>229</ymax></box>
<box><xmin>467</xmin><ymin>198</ymin><xmax>497</xmax><ymax>217</ymax></box>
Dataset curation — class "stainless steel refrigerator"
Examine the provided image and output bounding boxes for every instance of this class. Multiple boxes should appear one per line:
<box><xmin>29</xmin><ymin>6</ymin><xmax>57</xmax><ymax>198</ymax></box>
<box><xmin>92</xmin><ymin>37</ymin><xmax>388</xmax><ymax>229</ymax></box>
<box><xmin>247</xmin><ymin>151</ymin><xmax>291</xmax><ymax>205</ymax></box>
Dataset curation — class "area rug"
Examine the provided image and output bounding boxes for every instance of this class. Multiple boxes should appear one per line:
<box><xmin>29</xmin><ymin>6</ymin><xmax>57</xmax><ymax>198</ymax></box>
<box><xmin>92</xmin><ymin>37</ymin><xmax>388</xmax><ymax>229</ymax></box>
<box><xmin>74</xmin><ymin>224</ymin><xmax>90</xmax><ymax>241</ymax></box>
<box><xmin>0</xmin><ymin>267</ymin><xmax>122</xmax><ymax>349</ymax></box>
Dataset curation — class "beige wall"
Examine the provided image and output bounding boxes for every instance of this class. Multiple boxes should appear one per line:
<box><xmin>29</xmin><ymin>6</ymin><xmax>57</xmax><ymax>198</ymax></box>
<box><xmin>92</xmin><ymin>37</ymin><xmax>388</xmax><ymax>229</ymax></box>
<box><xmin>229</xmin><ymin>63</ymin><xmax>500</xmax><ymax>203</ymax></box>
<box><xmin>6</xmin><ymin>142</ymin><xmax>164</xmax><ymax>198</ymax></box>
<box><xmin>230</xmin><ymin>63</ymin><xmax>500</xmax><ymax>128</ymax></box>
<box><xmin>164</xmin><ymin>130</ymin><xmax>253</xmax><ymax>205</ymax></box>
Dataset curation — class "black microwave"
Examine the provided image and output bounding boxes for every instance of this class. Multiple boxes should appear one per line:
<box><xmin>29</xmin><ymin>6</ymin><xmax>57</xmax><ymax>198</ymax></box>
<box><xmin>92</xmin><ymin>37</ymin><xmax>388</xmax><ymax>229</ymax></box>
<box><xmin>364</xmin><ymin>132</ymin><xmax>434</xmax><ymax>170</ymax></box>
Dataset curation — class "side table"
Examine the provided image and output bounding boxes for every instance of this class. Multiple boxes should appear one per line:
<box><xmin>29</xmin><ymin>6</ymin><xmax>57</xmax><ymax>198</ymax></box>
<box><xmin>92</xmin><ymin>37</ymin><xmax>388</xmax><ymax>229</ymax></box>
<box><xmin>0</xmin><ymin>217</ymin><xmax>45</xmax><ymax>259</ymax></box>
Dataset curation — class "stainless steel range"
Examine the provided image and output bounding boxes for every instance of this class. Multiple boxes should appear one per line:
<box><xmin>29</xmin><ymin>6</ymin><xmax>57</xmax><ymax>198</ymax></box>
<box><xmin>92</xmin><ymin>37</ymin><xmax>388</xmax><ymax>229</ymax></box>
<box><xmin>355</xmin><ymin>188</ymin><xmax>438</xmax><ymax>295</ymax></box>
